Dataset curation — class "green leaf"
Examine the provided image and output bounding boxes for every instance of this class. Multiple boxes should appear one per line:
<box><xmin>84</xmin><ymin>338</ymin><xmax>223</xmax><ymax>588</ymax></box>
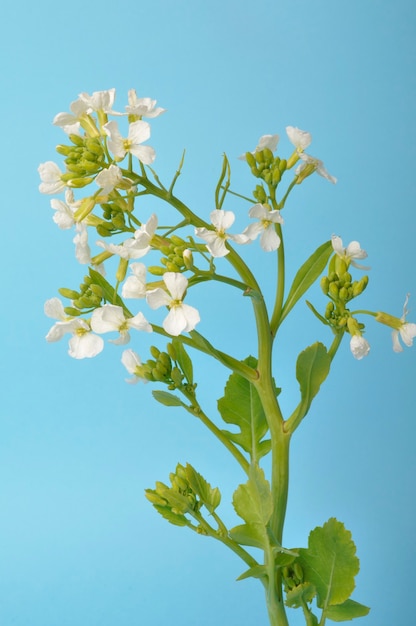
<box><xmin>325</xmin><ymin>599</ymin><xmax>370</xmax><ymax>621</ymax></box>
<box><xmin>231</xmin><ymin>465</ymin><xmax>272</xmax><ymax>549</ymax></box>
<box><xmin>229</xmin><ymin>523</ymin><xmax>267</xmax><ymax>549</ymax></box>
<box><xmin>298</xmin><ymin>518</ymin><xmax>360</xmax><ymax>609</ymax></box>
<box><xmin>218</xmin><ymin>356</ymin><xmax>271</xmax><ymax>461</ymax></box>
<box><xmin>280</xmin><ymin>240</ymin><xmax>333</xmax><ymax>324</ymax></box>
<box><xmin>285</xmin><ymin>582</ymin><xmax>316</xmax><ymax>609</ymax></box>
<box><xmin>152</xmin><ymin>504</ymin><xmax>189</xmax><ymax>527</ymax></box>
<box><xmin>236</xmin><ymin>564</ymin><xmax>268</xmax><ymax>582</ymax></box>
<box><xmin>296</xmin><ymin>342</ymin><xmax>331</xmax><ymax>418</ymax></box>
<box><xmin>184</xmin><ymin>463</ymin><xmax>221</xmax><ymax>513</ymax></box>
<box><xmin>171</xmin><ymin>338</ymin><xmax>193</xmax><ymax>384</ymax></box>
<box><xmin>152</xmin><ymin>390</ymin><xmax>184</xmax><ymax>407</ymax></box>
<box><xmin>88</xmin><ymin>268</ymin><xmax>130</xmax><ymax>313</ymax></box>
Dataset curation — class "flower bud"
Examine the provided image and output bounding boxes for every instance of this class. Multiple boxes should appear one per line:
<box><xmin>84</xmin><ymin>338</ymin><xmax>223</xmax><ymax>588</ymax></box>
<box><xmin>338</xmin><ymin>286</ymin><xmax>349</xmax><ymax>301</ymax></box>
<box><xmin>69</xmin><ymin>134</ymin><xmax>85</xmax><ymax>147</ymax></box>
<box><xmin>328</xmin><ymin>282</ymin><xmax>339</xmax><ymax>299</ymax></box>
<box><xmin>56</xmin><ymin>144</ymin><xmax>73</xmax><ymax>157</ymax></box>
<box><xmin>352</xmin><ymin>275</ymin><xmax>369</xmax><ymax>297</ymax></box>
<box><xmin>145</xmin><ymin>490</ymin><xmax>168</xmax><ymax>506</ymax></box>
<box><xmin>59</xmin><ymin>287</ymin><xmax>80</xmax><ymax>299</ymax></box>
<box><xmin>64</xmin><ymin>307</ymin><xmax>82</xmax><ymax>317</ymax></box>
<box><xmin>150</xmin><ymin>345</ymin><xmax>161</xmax><ymax>359</ymax></box>
<box><xmin>278</xmin><ymin>158</ymin><xmax>287</xmax><ymax>173</ymax></box>
<box><xmin>67</xmin><ymin>176</ymin><xmax>94</xmax><ymax>189</ymax></box>
<box><xmin>183</xmin><ymin>249</ymin><xmax>193</xmax><ymax>270</ymax></box>
<box><xmin>167</xmin><ymin>342</ymin><xmax>177</xmax><ymax>361</ymax></box>
<box><xmin>320</xmin><ymin>276</ymin><xmax>330</xmax><ymax>295</ymax></box>
<box><xmin>147</xmin><ymin>266</ymin><xmax>166</xmax><ymax>276</ymax></box>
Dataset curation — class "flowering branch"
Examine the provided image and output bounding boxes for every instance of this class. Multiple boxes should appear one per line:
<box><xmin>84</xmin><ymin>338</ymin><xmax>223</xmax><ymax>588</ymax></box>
<box><xmin>40</xmin><ymin>88</ymin><xmax>413</xmax><ymax>626</ymax></box>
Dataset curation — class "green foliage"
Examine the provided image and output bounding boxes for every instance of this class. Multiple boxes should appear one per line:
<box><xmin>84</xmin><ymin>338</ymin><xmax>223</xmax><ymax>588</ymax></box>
<box><xmin>280</xmin><ymin>240</ymin><xmax>333</xmax><ymax>324</ymax></box>
<box><xmin>230</xmin><ymin>465</ymin><xmax>272</xmax><ymax>549</ymax></box>
<box><xmin>171</xmin><ymin>338</ymin><xmax>193</xmax><ymax>385</ymax></box>
<box><xmin>325</xmin><ymin>599</ymin><xmax>370</xmax><ymax>621</ymax></box>
<box><xmin>152</xmin><ymin>390</ymin><xmax>185</xmax><ymax>407</ymax></box>
<box><xmin>184</xmin><ymin>463</ymin><xmax>221</xmax><ymax>514</ymax></box>
<box><xmin>288</xmin><ymin>342</ymin><xmax>331</xmax><ymax>431</ymax></box>
<box><xmin>218</xmin><ymin>356</ymin><xmax>271</xmax><ymax>461</ymax></box>
<box><xmin>298</xmin><ymin>518</ymin><xmax>360</xmax><ymax>610</ymax></box>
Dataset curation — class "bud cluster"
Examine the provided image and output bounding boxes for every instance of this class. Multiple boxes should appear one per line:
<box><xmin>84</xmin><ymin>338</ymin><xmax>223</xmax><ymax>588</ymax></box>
<box><xmin>59</xmin><ymin>275</ymin><xmax>104</xmax><ymax>315</ymax></box>
<box><xmin>145</xmin><ymin>463</ymin><xmax>201</xmax><ymax>516</ymax></box>
<box><xmin>321</xmin><ymin>270</ymin><xmax>368</xmax><ymax>306</ymax></box>
<box><xmin>96</xmin><ymin>201</ymin><xmax>129</xmax><ymax>237</ymax></box>
<box><xmin>245</xmin><ymin>149</ymin><xmax>287</xmax><ymax>188</ymax></box>
<box><xmin>57</xmin><ymin>134</ymin><xmax>105</xmax><ymax>185</ymax></box>
<box><xmin>148</xmin><ymin>235</ymin><xmax>191</xmax><ymax>276</ymax></box>
<box><xmin>282</xmin><ymin>562</ymin><xmax>304</xmax><ymax>592</ymax></box>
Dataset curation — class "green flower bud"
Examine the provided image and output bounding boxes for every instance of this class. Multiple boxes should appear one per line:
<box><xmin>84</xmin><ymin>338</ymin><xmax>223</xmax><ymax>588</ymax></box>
<box><xmin>66</xmin><ymin>163</ymin><xmax>87</xmax><ymax>175</ymax></box>
<box><xmin>293</xmin><ymin>562</ymin><xmax>304</xmax><ymax>584</ymax></box>
<box><xmin>85</xmin><ymin>138</ymin><xmax>104</xmax><ymax>155</ymax></box>
<box><xmin>152</xmin><ymin>367</ymin><xmax>167</xmax><ymax>382</ymax></box>
<box><xmin>338</xmin><ymin>286</ymin><xmax>349</xmax><ymax>301</ymax></box>
<box><xmin>253</xmin><ymin>185</ymin><xmax>267</xmax><ymax>203</ymax></box>
<box><xmin>352</xmin><ymin>275</ymin><xmax>369</xmax><ymax>297</ymax></box>
<box><xmin>147</xmin><ymin>266</ymin><xmax>166</xmax><ymax>276</ymax></box>
<box><xmin>74</xmin><ymin>197</ymin><xmax>96</xmax><ymax>222</ymax></box>
<box><xmin>170</xmin><ymin>235</ymin><xmax>185</xmax><ymax>246</ymax></box>
<box><xmin>158</xmin><ymin>352</ymin><xmax>172</xmax><ymax>371</ymax></box>
<box><xmin>262</xmin><ymin>148</ymin><xmax>274</xmax><ymax>164</ymax></box>
<box><xmin>69</xmin><ymin>134</ymin><xmax>85</xmax><ymax>147</ymax></box>
<box><xmin>150</xmin><ymin>345</ymin><xmax>161</xmax><ymax>359</ymax></box>
<box><xmin>64</xmin><ymin>307</ymin><xmax>82</xmax><ymax>316</ymax></box>
<box><xmin>68</xmin><ymin>176</ymin><xmax>94</xmax><ymax>189</ymax></box>
<box><xmin>171</xmin><ymin>367</ymin><xmax>183</xmax><ymax>386</ymax></box>
<box><xmin>59</xmin><ymin>287</ymin><xmax>80</xmax><ymax>299</ymax></box>
<box><xmin>278</xmin><ymin>158</ymin><xmax>287</xmax><ymax>173</ymax></box>
<box><xmin>111</xmin><ymin>213</ymin><xmax>126</xmax><ymax>229</ymax></box>
<box><xmin>328</xmin><ymin>282</ymin><xmax>339</xmax><ymax>299</ymax></box>
<box><xmin>56</xmin><ymin>144</ymin><xmax>73</xmax><ymax>157</ymax></box>
<box><xmin>245</xmin><ymin>152</ymin><xmax>257</xmax><ymax>169</ymax></box>
<box><xmin>167</xmin><ymin>342</ymin><xmax>177</xmax><ymax>361</ymax></box>
<box><xmin>272</xmin><ymin>167</ymin><xmax>281</xmax><ymax>185</ymax></box>
<box><xmin>320</xmin><ymin>276</ymin><xmax>330</xmax><ymax>295</ymax></box>
<box><xmin>255</xmin><ymin>150</ymin><xmax>264</xmax><ymax>164</ymax></box>
<box><xmin>96</xmin><ymin>224</ymin><xmax>113</xmax><ymax>237</ymax></box>
<box><xmin>165</xmin><ymin>261</ymin><xmax>180</xmax><ymax>272</ymax></box>
<box><xmin>325</xmin><ymin>302</ymin><xmax>335</xmax><ymax>319</ymax></box>
<box><xmin>89</xmin><ymin>284</ymin><xmax>103</xmax><ymax>297</ymax></box>
<box><xmin>80</xmin><ymin>159</ymin><xmax>102</xmax><ymax>174</ymax></box>
<box><xmin>145</xmin><ymin>490</ymin><xmax>168</xmax><ymax>506</ymax></box>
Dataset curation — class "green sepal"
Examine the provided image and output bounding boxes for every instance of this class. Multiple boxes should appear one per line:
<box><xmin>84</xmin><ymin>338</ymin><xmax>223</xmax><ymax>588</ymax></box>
<box><xmin>280</xmin><ymin>240</ymin><xmax>333</xmax><ymax>324</ymax></box>
<box><xmin>236</xmin><ymin>564</ymin><xmax>268</xmax><ymax>582</ymax></box>
<box><xmin>152</xmin><ymin>390</ymin><xmax>185</xmax><ymax>407</ymax></box>
<box><xmin>324</xmin><ymin>599</ymin><xmax>370</xmax><ymax>621</ymax></box>
<box><xmin>285</xmin><ymin>582</ymin><xmax>316</xmax><ymax>608</ymax></box>
<box><xmin>184</xmin><ymin>463</ymin><xmax>221</xmax><ymax>513</ymax></box>
<box><xmin>297</xmin><ymin>518</ymin><xmax>360</xmax><ymax>608</ymax></box>
<box><xmin>273</xmin><ymin>550</ymin><xmax>298</xmax><ymax>568</ymax></box>
<box><xmin>218</xmin><ymin>356</ymin><xmax>271</xmax><ymax>461</ymax></box>
<box><xmin>171</xmin><ymin>338</ymin><xmax>193</xmax><ymax>385</ymax></box>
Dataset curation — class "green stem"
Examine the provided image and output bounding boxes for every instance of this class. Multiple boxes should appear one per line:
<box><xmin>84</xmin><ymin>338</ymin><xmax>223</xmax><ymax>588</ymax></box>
<box><xmin>180</xmin><ymin>390</ymin><xmax>250</xmax><ymax>474</ymax></box>
<box><xmin>270</xmin><ymin>221</ymin><xmax>285</xmax><ymax>337</ymax></box>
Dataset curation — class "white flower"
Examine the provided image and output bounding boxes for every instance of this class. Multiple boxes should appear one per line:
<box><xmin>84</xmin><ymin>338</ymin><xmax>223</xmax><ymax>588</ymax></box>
<box><xmin>392</xmin><ymin>294</ymin><xmax>416</xmax><ymax>353</ymax></box>
<box><xmin>103</xmin><ymin>120</ymin><xmax>155</xmax><ymax>164</ymax></box>
<box><xmin>122</xmin><ymin>263</ymin><xmax>147</xmax><ymax>298</ymax></box>
<box><xmin>91</xmin><ymin>304</ymin><xmax>152</xmax><ymax>345</ymax></box>
<box><xmin>350</xmin><ymin>335</ymin><xmax>370</xmax><ymax>360</ymax></box>
<box><xmin>331</xmin><ymin>235</ymin><xmax>369</xmax><ymax>269</ymax></box>
<box><xmin>53</xmin><ymin>98</ymin><xmax>90</xmax><ymax>134</ymax></box>
<box><xmin>95</xmin><ymin>164</ymin><xmax>123</xmax><ymax>195</ymax></box>
<box><xmin>286</xmin><ymin>126</ymin><xmax>312</xmax><ymax>152</ymax></box>
<box><xmin>73</xmin><ymin>223</ymin><xmax>91</xmax><ymax>264</ymax></box>
<box><xmin>125</xmin><ymin>90</ymin><xmax>166</xmax><ymax>118</ymax></box>
<box><xmin>38</xmin><ymin>161</ymin><xmax>66</xmax><ymax>195</ymax></box>
<box><xmin>244</xmin><ymin>203</ymin><xmax>284</xmax><ymax>252</ymax></box>
<box><xmin>146</xmin><ymin>272</ymin><xmax>200</xmax><ymax>336</ymax></box>
<box><xmin>97</xmin><ymin>213</ymin><xmax>158</xmax><ymax>259</ymax></box>
<box><xmin>239</xmin><ymin>134</ymin><xmax>279</xmax><ymax>160</ymax></box>
<box><xmin>296</xmin><ymin>152</ymin><xmax>337</xmax><ymax>184</ymax></box>
<box><xmin>78</xmin><ymin>88</ymin><xmax>120</xmax><ymax>115</ymax></box>
<box><xmin>121</xmin><ymin>349</ymin><xmax>147</xmax><ymax>384</ymax></box>
<box><xmin>195</xmin><ymin>210</ymin><xmax>250</xmax><ymax>257</ymax></box>
<box><xmin>50</xmin><ymin>190</ymin><xmax>79</xmax><ymax>229</ymax></box>
<box><xmin>44</xmin><ymin>297</ymin><xmax>104</xmax><ymax>359</ymax></box>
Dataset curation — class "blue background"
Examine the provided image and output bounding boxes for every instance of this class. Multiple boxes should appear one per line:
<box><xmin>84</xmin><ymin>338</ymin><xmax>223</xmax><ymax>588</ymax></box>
<box><xmin>1</xmin><ymin>1</ymin><xmax>415</xmax><ymax>624</ymax></box>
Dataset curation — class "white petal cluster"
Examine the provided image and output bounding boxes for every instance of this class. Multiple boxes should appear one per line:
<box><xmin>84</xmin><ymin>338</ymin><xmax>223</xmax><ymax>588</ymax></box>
<box><xmin>146</xmin><ymin>272</ymin><xmax>200</xmax><ymax>336</ymax></box>
<box><xmin>392</xmin><ymin>294</ymin><xmax>416</xmax><ymax>352</ymax></box>
<box><xmin>195</xmin><ymin>210</ymin><xmax>250</xmax><ymax>257</ymax></box>
<box><xmin>331</xmin><ymin>235</ymin><xmax>369</xmax><ymax>269</ymax></box>
<box><xmin>244</xmin><ymin>203</ymin><xmax>284</xmax><ymax>252</ymax></box>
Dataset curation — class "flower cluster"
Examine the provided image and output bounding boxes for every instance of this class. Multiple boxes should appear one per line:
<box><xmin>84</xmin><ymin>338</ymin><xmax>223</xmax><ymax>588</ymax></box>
<box><xmin>41</xmin><ymin>89</ymin><xmax>414</xmax><ymax>373</ymax></box>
